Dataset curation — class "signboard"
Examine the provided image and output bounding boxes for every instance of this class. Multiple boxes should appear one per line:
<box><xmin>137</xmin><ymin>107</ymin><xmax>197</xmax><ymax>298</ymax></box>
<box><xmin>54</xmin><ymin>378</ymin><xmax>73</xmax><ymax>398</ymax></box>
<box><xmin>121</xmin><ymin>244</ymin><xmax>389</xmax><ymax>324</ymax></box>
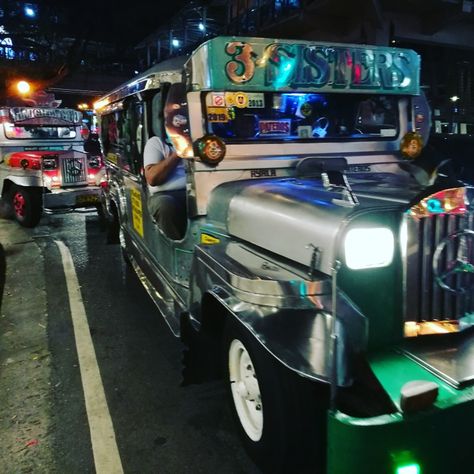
<box><xmin>9</xmin><ymin>107</ymin><xmax>82</xmax><ymax>125</ymax></box>
<box><xmin>190</xmin><ymin>37</ymin><xmax>420</xmax><ymax>95</ymax></box>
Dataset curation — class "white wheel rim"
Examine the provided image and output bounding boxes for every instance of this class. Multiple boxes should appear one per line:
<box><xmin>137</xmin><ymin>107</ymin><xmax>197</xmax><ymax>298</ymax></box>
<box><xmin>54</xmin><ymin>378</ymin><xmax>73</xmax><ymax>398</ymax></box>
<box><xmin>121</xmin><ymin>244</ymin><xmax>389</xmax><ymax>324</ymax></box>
<box><xmin>228</xmin><ymin>338</ymin><xmax>263</xmax><ymax>442</ymax></box>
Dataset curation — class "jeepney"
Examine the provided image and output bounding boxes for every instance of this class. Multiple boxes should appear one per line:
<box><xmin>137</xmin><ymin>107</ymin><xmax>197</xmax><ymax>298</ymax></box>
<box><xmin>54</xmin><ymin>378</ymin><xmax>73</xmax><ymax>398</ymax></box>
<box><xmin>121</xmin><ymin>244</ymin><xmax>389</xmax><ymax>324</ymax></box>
<box><xmin>96</xmin><ymin>37</ymin><xmax>474</xmax><ymax>474</ymax></box>
<box><xmin>0</xmin><ymin>102</ymin><xmax>105</xmax><ymax>227</ymax></box>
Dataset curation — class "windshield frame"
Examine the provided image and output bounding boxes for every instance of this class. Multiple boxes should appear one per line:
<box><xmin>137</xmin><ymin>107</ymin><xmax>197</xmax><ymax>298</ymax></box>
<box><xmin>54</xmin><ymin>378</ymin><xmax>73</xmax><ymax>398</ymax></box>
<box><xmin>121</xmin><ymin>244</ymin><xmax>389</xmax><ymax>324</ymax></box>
<box><xmin>203</xmin><ymin>91</ymin><xmax>401</xmax><ymax>145</ymax></box>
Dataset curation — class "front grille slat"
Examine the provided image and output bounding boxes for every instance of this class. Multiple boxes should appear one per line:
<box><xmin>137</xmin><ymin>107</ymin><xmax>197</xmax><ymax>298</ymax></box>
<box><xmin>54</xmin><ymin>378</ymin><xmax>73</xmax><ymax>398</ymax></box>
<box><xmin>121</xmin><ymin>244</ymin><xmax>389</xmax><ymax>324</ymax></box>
<box><xmin>405</xmin><ymin>210</ymin><xmax>474</xmax><ymax>323</ymax></box>
<box><xmin>60</xmin><ymin>156</ymin><xmax>87</xmax><ymax>185</ymax></box>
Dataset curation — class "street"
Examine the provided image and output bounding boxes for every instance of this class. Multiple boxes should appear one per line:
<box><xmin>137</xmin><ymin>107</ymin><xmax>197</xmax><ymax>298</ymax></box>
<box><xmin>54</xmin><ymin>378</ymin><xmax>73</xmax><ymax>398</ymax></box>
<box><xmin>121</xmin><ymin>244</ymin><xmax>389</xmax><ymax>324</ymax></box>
<box><xmin>0</xmin><ymin>211</ymin><xmax>260</xmax><ymax>474</ymax></box>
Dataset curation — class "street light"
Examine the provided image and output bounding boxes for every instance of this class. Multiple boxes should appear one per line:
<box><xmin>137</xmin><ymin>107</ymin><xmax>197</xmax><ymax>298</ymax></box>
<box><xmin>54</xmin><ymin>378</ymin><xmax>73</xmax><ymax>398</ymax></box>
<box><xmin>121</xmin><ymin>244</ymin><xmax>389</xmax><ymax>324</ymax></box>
<box><xmin>450</xmin><ymin>95</ymin><xmax>460</xmax><ymax>103</ymax></box>
<box><xmin>16</xmin><ymin>80</ymin><xmax>31</xmax><ymax>95</ymax></box>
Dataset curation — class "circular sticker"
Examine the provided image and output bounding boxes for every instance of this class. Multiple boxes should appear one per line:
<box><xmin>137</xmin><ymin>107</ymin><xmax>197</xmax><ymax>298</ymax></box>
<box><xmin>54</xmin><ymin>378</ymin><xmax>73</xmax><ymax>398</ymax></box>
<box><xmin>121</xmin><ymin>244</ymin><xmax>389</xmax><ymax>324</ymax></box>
<box><xmin>194</xmin><ymin>135</ymin><xmax>226</xmax><ymax>166</ymax></box>
<box><xmin>300</xmin><ymin>102</ymin><xmax>313</xmax><ymax>118</ymax></box>
<box><xmin>234</xmin><ymin>92</ymin><xmax>248</xmax><ymax>109</ymax></box>
<box><xmin>401</xmin><ymin>131</ymin><xmax>423</xmax><ymax>159</ymax></box>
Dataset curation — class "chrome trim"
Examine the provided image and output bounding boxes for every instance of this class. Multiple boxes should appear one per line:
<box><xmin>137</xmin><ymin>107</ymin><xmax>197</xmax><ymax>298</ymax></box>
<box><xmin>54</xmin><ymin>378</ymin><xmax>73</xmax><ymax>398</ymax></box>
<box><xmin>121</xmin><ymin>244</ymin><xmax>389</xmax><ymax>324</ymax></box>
<box><xmin>122</xmin><ymin>225</ymin><xmax>187</xmax><ymax>337</ymax></box>
<box><xmin>60</xmin><ymin>155</ymin><xmax>87</xmax><ymax>185</ymax></box>
<box><xmin>190</xmin><ymin>243</ymin><xmax>368</xmax><ymax>385</ymax></box>
<box><xmin>404</xmin><ymin>210</ymin><xmax>474</xmax><ymax>324</ymax></box>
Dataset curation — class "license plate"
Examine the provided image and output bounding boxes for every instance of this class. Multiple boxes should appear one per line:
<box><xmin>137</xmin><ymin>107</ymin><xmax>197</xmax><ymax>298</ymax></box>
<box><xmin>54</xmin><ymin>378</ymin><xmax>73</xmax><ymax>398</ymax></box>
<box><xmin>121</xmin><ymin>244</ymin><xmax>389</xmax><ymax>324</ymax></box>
<box><xmin>76</xmin><ymin>194</ymin><xmax>99</xmax><ymax>205</ymax></box>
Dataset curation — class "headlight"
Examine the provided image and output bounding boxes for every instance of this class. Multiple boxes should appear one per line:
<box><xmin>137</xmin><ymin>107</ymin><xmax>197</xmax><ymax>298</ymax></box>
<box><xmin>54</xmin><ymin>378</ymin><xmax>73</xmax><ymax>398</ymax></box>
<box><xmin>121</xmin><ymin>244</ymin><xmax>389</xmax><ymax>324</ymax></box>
<box><xmin>344</xmin><ymin>227</ymin><xmax>394</xmax><ymax>270</ymax></box>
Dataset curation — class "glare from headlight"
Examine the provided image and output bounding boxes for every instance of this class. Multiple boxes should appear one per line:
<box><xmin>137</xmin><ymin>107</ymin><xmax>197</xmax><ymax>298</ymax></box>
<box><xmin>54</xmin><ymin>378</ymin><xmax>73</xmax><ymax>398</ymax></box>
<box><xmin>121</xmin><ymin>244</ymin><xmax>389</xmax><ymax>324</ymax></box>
<box><xmin>344</xmin><ymin>227</ymin><xmax>394</xmax><ymax>269</ymax></box>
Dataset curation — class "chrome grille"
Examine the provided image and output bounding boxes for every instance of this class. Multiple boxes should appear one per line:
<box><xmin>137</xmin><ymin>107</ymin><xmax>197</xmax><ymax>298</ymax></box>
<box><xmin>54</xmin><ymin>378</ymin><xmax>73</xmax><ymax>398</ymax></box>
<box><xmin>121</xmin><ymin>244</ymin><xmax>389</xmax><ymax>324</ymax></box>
<box><xmin>404</xmin><ymin>211</ymin><xmax>474</xmax><ymax>322</ymax></box>
<box><xmin>60</xmin><ymin>156</ymin><xmax>87</xmax><ymax>185</ymax></box>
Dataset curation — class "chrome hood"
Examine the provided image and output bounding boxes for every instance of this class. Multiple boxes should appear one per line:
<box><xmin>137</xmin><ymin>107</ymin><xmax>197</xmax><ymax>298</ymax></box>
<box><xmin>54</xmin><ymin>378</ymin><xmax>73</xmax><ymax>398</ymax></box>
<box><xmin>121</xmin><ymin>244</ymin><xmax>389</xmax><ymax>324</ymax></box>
<box><xmin>207</xmin><ymin>177</ymin><xmax>408</xmax><ymax>275</ymax></box>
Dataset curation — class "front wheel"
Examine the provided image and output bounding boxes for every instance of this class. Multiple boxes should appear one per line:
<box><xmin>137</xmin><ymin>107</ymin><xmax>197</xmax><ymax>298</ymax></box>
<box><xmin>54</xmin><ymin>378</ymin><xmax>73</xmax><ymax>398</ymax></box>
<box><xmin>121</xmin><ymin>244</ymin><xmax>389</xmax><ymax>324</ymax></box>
<box><xmin>224</xmin><ymin>318</ymin><xmax>327</xmax><ymax>473</ymax></box>
<box><xmin>10</xmin><ymin>186</ymin><xmax>42</xmax><ymax>227</ymax></box>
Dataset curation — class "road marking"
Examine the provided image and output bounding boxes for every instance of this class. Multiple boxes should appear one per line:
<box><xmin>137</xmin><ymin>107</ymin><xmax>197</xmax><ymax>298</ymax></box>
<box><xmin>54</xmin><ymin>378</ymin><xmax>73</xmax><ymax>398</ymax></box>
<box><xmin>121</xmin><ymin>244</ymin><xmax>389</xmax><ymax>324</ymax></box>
<box><xmin>55</xmin><ymin>240</ymin><xmax>124</xmax><ymax>474</ymax></box>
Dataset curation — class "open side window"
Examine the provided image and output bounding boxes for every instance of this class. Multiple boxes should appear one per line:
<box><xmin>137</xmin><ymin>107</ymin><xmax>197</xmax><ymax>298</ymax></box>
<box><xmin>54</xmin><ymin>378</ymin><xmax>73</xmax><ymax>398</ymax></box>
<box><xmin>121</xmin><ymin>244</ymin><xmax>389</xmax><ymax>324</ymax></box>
<box><xmin>164</xmin><ymin>83</ymin><xmax>192</xmax><ymax>157</ymax></box>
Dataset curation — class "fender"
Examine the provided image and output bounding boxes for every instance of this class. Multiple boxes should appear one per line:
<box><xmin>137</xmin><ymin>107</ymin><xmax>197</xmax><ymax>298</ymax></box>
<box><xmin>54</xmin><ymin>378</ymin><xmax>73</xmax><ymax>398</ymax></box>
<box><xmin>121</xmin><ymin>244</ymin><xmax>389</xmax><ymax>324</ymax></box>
<box><xmin>189</xmin><ymin>242</ymin><xmax>368</xmax><ymax>386</ymax></box>
<box><xmin>0</xmin><ymin>173</ymin><xmax>43</xmax><ymax>189</ymax></box>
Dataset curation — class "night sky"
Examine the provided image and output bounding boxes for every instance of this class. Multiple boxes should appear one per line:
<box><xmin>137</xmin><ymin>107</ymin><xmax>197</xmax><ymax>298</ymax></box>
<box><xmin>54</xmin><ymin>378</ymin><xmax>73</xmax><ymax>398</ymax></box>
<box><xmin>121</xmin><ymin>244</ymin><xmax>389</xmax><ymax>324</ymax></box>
<box><xmin>46</xmin><ymin>0</ymin><xmax>189</xmax><ymax>46</ymax></box>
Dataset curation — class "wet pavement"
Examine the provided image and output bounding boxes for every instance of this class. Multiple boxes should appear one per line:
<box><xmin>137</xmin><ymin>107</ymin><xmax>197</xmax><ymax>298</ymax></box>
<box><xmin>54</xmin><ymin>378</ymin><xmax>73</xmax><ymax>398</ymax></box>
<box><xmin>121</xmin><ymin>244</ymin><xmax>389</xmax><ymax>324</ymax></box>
<box><xmin>0</xmin><ymin>211</ymin><xmax>260</xmax><ymax>474</ymax></box>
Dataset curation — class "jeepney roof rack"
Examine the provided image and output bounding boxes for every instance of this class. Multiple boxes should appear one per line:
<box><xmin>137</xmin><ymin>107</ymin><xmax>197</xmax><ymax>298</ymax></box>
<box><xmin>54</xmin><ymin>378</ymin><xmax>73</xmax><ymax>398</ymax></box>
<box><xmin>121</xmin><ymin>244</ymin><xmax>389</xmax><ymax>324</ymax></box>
<box><xmin>97</xmin><ymin>56</ymin><xmax>188</xmax><ymax>106</ymax></box>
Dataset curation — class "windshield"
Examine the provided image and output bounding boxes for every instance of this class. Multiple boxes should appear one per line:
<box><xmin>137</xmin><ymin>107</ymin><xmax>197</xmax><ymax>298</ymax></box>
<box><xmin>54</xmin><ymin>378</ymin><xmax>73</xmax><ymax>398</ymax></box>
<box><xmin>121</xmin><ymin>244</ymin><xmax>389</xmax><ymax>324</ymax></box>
<box><xmin>3</xmin><ymin>123</ymin><xmax>77</xmax><ymax>140</ymax></box>
<box><xmin>205</xmin><ymin>92</ymin><xmax>399</xmax><ymax>142</ymax></box>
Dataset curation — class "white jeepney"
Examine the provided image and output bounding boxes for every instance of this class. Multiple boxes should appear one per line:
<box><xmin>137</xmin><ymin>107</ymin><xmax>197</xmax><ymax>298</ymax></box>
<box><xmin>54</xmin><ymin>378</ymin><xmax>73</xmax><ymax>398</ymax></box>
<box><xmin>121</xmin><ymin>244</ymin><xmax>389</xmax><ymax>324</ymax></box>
<box><xmin>0</xmin><ymin>102</ymin><xmax>105</xmax><ymax>227</ymax></box>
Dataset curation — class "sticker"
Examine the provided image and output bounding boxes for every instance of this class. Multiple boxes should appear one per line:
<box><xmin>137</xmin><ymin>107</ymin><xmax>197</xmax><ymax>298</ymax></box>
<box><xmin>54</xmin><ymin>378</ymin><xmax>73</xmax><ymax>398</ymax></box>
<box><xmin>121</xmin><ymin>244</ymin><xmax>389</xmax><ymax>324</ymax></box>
<box><xmin>106</xmin><ymin>152</ymin><xmax>118</xmax><ymax>164</ymax></box>
<box><xmin>300</xmin><ymin>102</ymin><xmax>313</xmax><ymax>117</ymax></box>
<box><xmin>201</xmin><ymin>233</ymin><xmax>220</xmax><ymax>245</ymax></box>
<box><xmin>234</xmin><ymin>92</ymin><xmax>248</xmax><ymax>108</ymax></box>
<box><xmin>247</xmin><ymin>93</ymin><xmax>265</xmax><ymax>108</ymax></box>
<box><xmin>210</xmin><ymin>93</ymin><xmax>225</xmax><ymax>107</ymax></box>
<box><xmin>401</xmin><ymin>131</ymin><xmax>423</xmax><ymax>159</ymax></box>
<box><xmin>172</xmin><ymin>114</ymin><xmax>187</xmax><ymax>127</ymax></box>
<box><xmin>24</xmin><ymin>146</ymin><xmax>64</xmax><ymax>151</ymax></box>
<box><xmin>207</xmin><ymin>107</ymin><xmax>229</xmax><ymax>123</ymax></box>
<box><xmin>259</xmin><ymin>120</ymin><xmax>291</xmax><ymax>136</ymax></box>
<box><xmin>130</xmin><ymin>188</ymin><xmax>144</xmax><ymax>238</ymax></box>
<box><xmin>297</xmin><ymin>126</ymin><xmax>312</xmax><ymax>138</ymax></box>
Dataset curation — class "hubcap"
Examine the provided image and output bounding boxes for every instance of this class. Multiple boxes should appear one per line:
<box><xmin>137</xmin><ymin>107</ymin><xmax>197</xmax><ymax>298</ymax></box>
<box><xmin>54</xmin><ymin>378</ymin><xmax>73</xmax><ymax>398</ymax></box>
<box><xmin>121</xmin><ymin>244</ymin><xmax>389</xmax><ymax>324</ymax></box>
<box><xmin>13</xmin><ymin>192</ymin><xmax>26</xmax><ymax>217</ymax></box>
<box><xmin>228</xmin><ymin>338</ymin><xmax>263</xmax><ymax>441</ymax></box>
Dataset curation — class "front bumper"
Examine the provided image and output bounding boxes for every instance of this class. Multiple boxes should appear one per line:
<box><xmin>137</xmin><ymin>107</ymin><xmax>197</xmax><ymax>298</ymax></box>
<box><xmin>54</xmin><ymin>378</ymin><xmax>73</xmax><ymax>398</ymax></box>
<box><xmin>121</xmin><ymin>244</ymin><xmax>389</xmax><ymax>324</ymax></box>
<box><xmin>327</xmin><ymin>347</ymin><xmax>474</xmax><ymax>474</ymax></box>
<box><xmin>43</xmin><ymin>186</ymin><xmax>101</xmax><ymax>210</ymax></box>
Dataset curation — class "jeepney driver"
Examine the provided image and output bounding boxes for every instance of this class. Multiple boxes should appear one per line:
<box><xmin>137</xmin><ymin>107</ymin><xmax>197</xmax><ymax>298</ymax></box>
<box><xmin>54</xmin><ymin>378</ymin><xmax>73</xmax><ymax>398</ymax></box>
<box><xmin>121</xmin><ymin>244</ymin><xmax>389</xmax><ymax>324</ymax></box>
<box><xmin>143</xmin><ymin>136</ymin><xmax>186</xmax><ymax>240</ymax></box>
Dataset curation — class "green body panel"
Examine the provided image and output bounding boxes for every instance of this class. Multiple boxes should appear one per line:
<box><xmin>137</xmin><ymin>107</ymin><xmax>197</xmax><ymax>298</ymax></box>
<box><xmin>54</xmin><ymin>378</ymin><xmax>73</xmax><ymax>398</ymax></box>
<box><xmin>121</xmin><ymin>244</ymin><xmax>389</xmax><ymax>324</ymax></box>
<box><xmin>370</xmin><ymin>351</ymin><xmax>458</xmax><ymax>407</ymax></box>
<box><xmin>327</xmin><ymin>349</ymin><xmax>474</xmax><ymax>474</ymax></box>
<box><xmin>338</xmin><ymin>212</ymin><xmax>404</xmax><ymax>350</ymax></box>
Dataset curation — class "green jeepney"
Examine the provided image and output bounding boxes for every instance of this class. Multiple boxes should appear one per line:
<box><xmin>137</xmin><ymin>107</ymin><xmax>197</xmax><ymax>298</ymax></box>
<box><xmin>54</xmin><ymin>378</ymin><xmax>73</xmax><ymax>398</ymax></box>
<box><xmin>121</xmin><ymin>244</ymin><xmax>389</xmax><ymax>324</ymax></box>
<box><xmin>96</xmin><ymin>37</ymin><xmax>474</xmax><ymax>473</ymax></box>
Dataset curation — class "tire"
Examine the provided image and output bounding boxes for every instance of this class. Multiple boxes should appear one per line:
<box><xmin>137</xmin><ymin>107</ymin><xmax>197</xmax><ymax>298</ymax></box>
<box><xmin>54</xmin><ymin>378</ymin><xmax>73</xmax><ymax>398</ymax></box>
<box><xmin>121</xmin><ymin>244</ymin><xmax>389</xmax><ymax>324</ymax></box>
<box><xmin>106</xmin><ymin>203</ymin><xmax>120</xmax><ymax>244</ymax></box>
<box><xmin>223</xmin><ymin>317</ymin><xmax>328</xmax><ymax>474</ymax></box>
<box><xmin>96</xmin><ymin>204</ymin><xmax>107</xmax><ymax>232</ymax></box>
<box><xmin>10</xmin><ymin>185</ymin><xmax>42</xmax><ymax>228</ymax></box>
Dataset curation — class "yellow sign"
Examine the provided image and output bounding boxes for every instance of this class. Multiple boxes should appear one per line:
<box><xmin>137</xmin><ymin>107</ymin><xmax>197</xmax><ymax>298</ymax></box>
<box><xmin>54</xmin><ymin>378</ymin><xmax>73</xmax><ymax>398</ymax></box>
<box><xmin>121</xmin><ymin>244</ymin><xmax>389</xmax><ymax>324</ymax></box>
<box><xmin>200</xmin><ymin>233</ymin><xmax>220</xmax><ymax>245</ymax></box>
<box><xmin>106</xmin><ymin>152</ymin><xmax>118</xmax><ymax>164</ymax></box>
<box><xmin>130</xmin><ymin>188</ymin><xmax>144</xmax><ymax>237</ymax></box>
<box><xmin>207</xmin><ymin>107</ymin><xmax>230</xmax><ymax>123</ymax></box>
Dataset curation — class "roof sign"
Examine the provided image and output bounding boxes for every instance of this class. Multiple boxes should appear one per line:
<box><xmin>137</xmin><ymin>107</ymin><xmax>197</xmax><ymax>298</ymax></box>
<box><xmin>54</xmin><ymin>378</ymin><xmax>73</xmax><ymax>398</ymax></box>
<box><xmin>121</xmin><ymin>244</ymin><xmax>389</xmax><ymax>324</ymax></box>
<box><xmin>9</xmin><ymin>107</ymin><xmax>83</xmax><ymax>125</ymax></box>
<box><xmin>190</xmin><ymin>36</ymin><xmax>420</xmax><ymax>95</ymax></box>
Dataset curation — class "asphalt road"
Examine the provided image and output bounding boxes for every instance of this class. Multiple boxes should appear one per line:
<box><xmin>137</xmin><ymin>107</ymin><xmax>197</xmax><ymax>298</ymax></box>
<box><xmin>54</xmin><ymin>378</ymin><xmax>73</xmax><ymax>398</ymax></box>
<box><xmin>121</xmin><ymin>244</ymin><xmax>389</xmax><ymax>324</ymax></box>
<box><xmin>0</xmin><ymin>211</ymin><xmax>261</xmax><ymax>474</ymax></box>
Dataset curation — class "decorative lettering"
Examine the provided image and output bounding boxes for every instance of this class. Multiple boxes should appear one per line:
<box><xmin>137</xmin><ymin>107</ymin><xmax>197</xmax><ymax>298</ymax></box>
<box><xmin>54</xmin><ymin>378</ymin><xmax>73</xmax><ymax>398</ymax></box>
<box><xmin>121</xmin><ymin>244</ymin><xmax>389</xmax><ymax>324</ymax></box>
<box><xmin>221</xmin><ymin>40</ymin><xmax>418</xmax><ymax>94</ymax></box>
<box><xmin>225</xmin><ymin>42</ymin><xmax>256</xmax><ymax>83</ymax></box>
<box><xmin>250</xmin><ymin>168</ymin><xmax>277</xmax><ymax>178</ymax></box>
<box><xmin>259</xmin><ymin>120</ymin><xmax>291</xmax><ymax>135</ymax></box>
<box><xmin>9</xmin><ymin>107</ymin><xmax>82</xmax><ymax>124</ymax></box>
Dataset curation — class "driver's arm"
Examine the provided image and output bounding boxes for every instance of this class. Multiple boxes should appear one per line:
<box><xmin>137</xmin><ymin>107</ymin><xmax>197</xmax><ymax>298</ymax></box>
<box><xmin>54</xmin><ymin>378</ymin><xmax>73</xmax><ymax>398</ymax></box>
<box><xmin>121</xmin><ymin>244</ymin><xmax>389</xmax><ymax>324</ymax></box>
<box><xmin>144</xmin><ymin>151</ymin><xmax>180</xmax><ymax>186</ymax></box>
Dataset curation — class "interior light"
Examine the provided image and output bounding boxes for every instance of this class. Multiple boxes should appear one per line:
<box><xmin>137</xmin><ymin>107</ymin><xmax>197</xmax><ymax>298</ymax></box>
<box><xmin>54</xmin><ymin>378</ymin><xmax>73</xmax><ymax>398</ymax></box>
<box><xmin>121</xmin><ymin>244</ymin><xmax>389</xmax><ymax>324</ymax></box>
<box><xmin>396</xmin><ymin>462</ymin><xmax>421</xmax><ymax>474</ymax></box>
<box><xmin>344</xmin><ymin>227</ymin><xmax>394</xmax><ymax>269</ymax></box>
